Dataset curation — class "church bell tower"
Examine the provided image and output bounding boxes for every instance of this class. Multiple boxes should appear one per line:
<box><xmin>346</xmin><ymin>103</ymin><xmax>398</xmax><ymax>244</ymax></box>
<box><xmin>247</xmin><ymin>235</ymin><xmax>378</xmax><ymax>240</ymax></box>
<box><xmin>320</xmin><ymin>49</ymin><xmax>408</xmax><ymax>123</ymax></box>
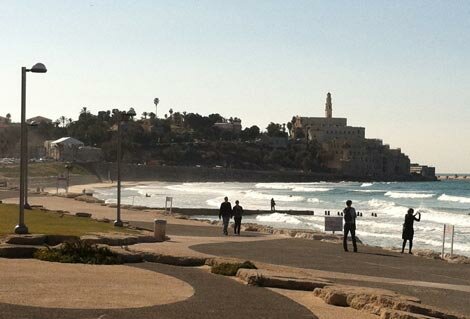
<box><xmin>325</xmin><ymin>92</ymin><xmax>332</xmax><ymax>118</ymax></box>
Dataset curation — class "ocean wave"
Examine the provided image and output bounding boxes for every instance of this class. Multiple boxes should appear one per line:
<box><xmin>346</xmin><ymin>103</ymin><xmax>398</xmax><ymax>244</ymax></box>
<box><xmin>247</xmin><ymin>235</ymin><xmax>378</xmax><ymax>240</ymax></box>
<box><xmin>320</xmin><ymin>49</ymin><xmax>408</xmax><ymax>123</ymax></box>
<box><xmin>256</xmin><ymin>213</ymin><xmax>303</xmax><ymax>225</ymax></box>
<box><xmin>352</xmin><ymin>189</ymin><xmax>386</xmax><ymax>193</ymax></box>
<box><xmin>245</xmin><ymin>190</ymin><xmax>305</xmax><ymax>202</ymax></box>
<box><xmin>384</xmin><ymin>191</ymin><xmax>434</xmax><ymax>199</ymax></box>
<box><xmin>361</xmin><ymin>183</ymin><xmax>373</xmax><ymax>187</ymax></box>
<box><xmin>291</xmin><ymin>187</ymin><xmax>332</xmax><ymax>192</ymax></box>
<box><xmin>307</xmin><ymin>198</ymin><xmax>321</xmax><ymax>203</ymax></box>
<box><xmin>438</xmin><ymin>194</ymin><xmax>470</xmax><ymax>204</ymax></box>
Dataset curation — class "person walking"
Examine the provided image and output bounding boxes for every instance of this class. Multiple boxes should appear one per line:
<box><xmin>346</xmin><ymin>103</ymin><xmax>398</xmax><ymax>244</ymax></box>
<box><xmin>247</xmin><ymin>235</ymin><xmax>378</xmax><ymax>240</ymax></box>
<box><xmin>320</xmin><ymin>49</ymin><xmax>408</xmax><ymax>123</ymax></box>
<box><xmin>232</xmin><ymin>200</ymin><xmax>244</xmax><ymax>235</ymax></box>
<box><xmin>271</xmin><ymin>198</ymin><xmax>276</xmax><ymax>211</ymax></box>
<box><xmin>401</xmin><ymin>208</ymin><xmax>421</xmax><ymax>254</ymax></box>
<box><xmin>219</xmin><ymin>196</ymin><xmax>232</xmax><ymax>235</ymax></box>
<box><xmin>343</xmin><ymin>200</ymin><xmax>358</xmax><ymax>252</ymax></box>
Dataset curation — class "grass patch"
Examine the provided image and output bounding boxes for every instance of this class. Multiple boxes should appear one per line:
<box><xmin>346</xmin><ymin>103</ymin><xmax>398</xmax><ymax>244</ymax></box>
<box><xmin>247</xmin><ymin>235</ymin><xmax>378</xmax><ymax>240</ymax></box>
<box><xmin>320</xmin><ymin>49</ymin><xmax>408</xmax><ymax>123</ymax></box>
<box><xmin>34</xmin><ymin>240</ymin><xmax>122</xmax><ymax>264</ymax></box>
<box><xmin>0</xmin><ymin>162</ymin><xmax>91</xmax><ymax>178</ymax></box>
<box><xmin>211</xmin><ymin>261</ymin><xmax>257</xmax><ymax>276</ymax></box>
<box><xmin>0</xmin><ymin>203</ymin><xmax>137</xmax><ymax>236</ymax></box>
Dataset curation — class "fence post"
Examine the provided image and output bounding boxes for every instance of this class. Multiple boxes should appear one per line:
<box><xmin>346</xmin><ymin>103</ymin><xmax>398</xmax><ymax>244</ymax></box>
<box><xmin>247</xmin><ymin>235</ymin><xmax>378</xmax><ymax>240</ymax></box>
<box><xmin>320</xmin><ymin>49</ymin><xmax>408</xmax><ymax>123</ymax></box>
<box><xmin>450</xmin><ymin>225</ymin><xmax>454</xmax><ymax>258</ymax></box>
<box><xmin>441</xmin><ymin>224</ymin><xmax>446</xmax><ymax>258</ymax></box>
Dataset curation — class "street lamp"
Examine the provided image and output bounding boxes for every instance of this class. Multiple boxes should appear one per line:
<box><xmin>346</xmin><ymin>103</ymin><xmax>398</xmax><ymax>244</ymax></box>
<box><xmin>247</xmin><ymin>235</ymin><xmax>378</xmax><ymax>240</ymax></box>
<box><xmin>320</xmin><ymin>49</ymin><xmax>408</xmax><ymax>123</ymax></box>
<box><xmin>114</xmin><ymin>108</ymin><xmax>136</xmax><ymax>227</ymax></box>
<box><xmin>15</xmin><ymin>63</ymin><xmax>47</xmax><ymax>234</ymax></box>
<box><xmin>24</xmin><ymin>120</ymin><xmax>39</xmax><ymax>209</ymax></box>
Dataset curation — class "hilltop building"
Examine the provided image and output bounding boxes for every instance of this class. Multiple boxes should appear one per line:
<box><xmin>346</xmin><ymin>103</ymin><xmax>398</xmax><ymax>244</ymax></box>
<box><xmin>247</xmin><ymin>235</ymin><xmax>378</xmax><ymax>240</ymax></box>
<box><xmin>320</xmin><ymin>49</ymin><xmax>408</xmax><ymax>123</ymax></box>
<box><xmin>291</xmin><ymin>93</ymin><xmax>433</xmax><ymax>179</ymax></box>
<box><xmin>44</xmin><ymin>137</ymin><xmax>102</xmax><ymax>162</ymax></box>
<box><xmin>26</xmin><ymin>116</ymin><xmax>52</xmax><ymax>125</ymax></box>
<box><xmin>213</xmin><ymin>118</ymin><xmax>242</xmax><ymax>133</ymax></box>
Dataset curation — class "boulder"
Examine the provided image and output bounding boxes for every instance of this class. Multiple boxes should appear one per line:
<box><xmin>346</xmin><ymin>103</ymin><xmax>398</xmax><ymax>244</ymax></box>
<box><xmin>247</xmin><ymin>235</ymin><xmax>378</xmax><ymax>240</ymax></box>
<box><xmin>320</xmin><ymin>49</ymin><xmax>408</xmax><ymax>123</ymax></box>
<box><xmin>237</xmin><ymin>269</ymin><xmax>331</xmax><ymax>291</ymax></box>
<box><xmin>142</xmin><ymin>252</ymin><xmax>206</xmax><ymax>266</ymax></box>
<box><xmin>314</xmin><ymin>285</ymin><xmax>465</xmax><ymax>319</ymax></box>
<box><xmin>75</xmin><ymin>212</ymin><xmax>92</xmax><ymax>218</ymax></box>
<box><xmin>0</xmin><ymin>244</ymin><xmax>41</xmax><ymax>258</ymax></box>
<box><xmin>45</xmin><ymin>235</ymin><xmax>80</xmax><ymax>246</ymax></box>
<box><xmin>4</xmin><ymin>234</ymin><xmax>47</xmax><ymax>246</ymax></box>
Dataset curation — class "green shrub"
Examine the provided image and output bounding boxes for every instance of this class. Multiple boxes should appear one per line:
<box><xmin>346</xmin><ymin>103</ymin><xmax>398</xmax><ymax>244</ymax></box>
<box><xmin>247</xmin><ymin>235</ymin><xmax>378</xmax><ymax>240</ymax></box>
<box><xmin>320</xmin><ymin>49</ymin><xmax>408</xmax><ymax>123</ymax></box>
<box><xmin>211</xmin><ymin>260</ymin><xmax>257</xmax><ymax>276</ymax></box>
<box><xmin>34</xmin><ymin>240</ymin><xmax>122</xmax><ymax>265</ymax></box>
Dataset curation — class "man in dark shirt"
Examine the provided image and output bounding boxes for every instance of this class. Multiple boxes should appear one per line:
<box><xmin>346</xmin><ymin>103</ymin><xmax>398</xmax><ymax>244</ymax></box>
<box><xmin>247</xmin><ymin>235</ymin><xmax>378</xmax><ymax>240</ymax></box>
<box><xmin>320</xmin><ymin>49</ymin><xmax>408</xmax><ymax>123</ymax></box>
<box><xmin>343</xmin><ymin>199</ymin><xmax>358</xmax><ymax>252</ymax></box>
<box><xmin>219</xmin><ymin>196</ymin><xmax>232</xmax><ymax>235</ymax></box>
<box><xmin>232</xmin><ymin>200</ymin><xmax>244</xmax><ymax>235</ymax></box>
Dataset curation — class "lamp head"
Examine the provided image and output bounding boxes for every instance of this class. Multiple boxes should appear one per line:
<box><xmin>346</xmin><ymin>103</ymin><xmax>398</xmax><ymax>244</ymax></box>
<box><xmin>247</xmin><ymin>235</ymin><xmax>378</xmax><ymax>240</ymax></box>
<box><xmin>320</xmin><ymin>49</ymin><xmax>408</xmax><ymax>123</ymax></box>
<box><xmin>29</xmin><ymin>63</ymin><xmax>47</xmax><ymax>73</ymax></box>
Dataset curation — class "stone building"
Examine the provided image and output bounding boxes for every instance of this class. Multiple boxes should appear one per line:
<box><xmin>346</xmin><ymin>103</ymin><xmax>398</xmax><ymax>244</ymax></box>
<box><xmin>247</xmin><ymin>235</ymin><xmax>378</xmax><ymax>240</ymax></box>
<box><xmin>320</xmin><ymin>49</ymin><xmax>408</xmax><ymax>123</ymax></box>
<box><xmin>292</xmin><ymin>93</ymin><xmax>412</xmax><ymax>179</ymax></box>
<box><xmin>44</xmin><ymin>137</ymin><xmax>103</xmax><ymax>162</ymax></box>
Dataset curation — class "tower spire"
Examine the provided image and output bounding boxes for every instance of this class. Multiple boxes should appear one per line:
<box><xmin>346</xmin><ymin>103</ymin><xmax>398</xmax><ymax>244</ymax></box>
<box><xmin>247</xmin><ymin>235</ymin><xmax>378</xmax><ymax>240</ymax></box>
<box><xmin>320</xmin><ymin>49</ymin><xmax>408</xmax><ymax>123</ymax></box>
<box><xmin>325</xmin><ymin>92</ymin><xmax>332</xmax><ymax>118</ymax></box>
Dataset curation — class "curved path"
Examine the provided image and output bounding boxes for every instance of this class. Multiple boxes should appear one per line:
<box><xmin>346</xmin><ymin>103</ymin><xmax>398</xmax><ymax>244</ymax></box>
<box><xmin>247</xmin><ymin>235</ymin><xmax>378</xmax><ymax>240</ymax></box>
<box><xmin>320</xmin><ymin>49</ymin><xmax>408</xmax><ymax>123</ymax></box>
<box><xmin>0</xmin><ymin>262</ymin><xmax>314</xmax><ymax>319</ymax></box>
<box><xmin>191</xmin><ymin>238</ymin><xmax>470</xmax><ymax>316</ymax></box>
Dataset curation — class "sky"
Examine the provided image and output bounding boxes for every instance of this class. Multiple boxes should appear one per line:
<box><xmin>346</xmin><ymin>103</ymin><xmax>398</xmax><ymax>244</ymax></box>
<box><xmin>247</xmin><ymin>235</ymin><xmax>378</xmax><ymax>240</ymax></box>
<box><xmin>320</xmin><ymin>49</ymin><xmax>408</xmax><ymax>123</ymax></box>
<box><xmin>1</xmin><ymin>1</ymin><xmax>469</xmax><ymax>173</ymax></box>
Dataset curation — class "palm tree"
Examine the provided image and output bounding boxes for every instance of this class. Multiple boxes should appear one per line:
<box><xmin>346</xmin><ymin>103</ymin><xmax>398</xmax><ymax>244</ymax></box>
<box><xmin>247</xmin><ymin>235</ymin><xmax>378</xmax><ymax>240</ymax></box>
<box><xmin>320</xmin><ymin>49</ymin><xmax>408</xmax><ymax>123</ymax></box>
<box><xmin>60</xmin><ymin>116</ymin><xmax>67</xmax><ymax>127</ymax></box>
<box><xmin>5</xmin><ymin>113</ymin><xmax>11</xmax><ymax>124</ymax></box>
<box><xmin>169</xmin><ymin>108</ymin><xmax>173</xmax><ymax>117</ymax></box>
<box><xmin>142</xmin><ymin>112</ymin><xmax>148</xmax><ymax>120</ymax></box>
<box><xmin>153</xmin><ymin>98</ymin><xmax>159</xmax><ymax>118</ymax></box>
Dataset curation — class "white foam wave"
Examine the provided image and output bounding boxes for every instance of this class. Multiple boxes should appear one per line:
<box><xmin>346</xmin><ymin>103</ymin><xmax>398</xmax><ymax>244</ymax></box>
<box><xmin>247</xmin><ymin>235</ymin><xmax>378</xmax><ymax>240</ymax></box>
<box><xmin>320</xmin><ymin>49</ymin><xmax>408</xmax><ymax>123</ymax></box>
<box><xmin>256</xmin><ymin>213</ymin><xmax>303</xmax><ymax>225</ymax></box>
<box><xmin>438</xmin><ymin>194</ymin><xmax>470</xmax><ymax>204</ymax></box>
<box><xmin>385</xmin><ymin>191</ymin><xmax>434</xmax><ymax>199</ymax></box>
<box><xmin>361</xmin><ymin>183</ymin><xmax>373</xmax><ymax>187</ymax></box>
<box><xmin>291</xmin><ymin>187</ymin><xmax>332</xmax><ymax>192</ymax></box>
<box><xmin>245</xmin><ymin>190</ymin><xmax>305</xmax><ymax>202</ymax></box>
<box><xmin>307</xmin><ymin>198</ymin><xmax>321</xmax><ymax>203</ymax></box>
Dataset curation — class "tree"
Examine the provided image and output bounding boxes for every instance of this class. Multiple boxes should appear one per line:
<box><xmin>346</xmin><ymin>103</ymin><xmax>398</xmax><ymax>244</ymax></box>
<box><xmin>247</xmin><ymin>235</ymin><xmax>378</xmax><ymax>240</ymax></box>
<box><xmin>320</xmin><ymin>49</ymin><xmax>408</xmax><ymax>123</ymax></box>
<box><xmin>5</xmin><ymin>113</ymin><xmax>11</xmax><ymax>124</ymax></box>
<box><xmin>266</xmin><ymin>122</ymin><xmax>287</xmax><ymax>137</ymax></box>
<box><xmin>153</xmin><ymin>98</ymin><xmax>159</xmax><ymax>118</ymax></box>
<box><xmin>142</xmin><ymin>112</ymin><xmax>148</xmax><ymax>120</ymax></box>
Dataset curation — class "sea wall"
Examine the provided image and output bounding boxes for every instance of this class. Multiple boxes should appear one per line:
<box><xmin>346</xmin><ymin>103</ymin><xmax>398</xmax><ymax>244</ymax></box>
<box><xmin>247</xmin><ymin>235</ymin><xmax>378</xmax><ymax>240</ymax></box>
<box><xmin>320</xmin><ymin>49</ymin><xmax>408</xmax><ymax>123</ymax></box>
<box><xmin>86</xmin><ymin>162</ymin><xmax>435</xmax><ymax>183</ymax></box>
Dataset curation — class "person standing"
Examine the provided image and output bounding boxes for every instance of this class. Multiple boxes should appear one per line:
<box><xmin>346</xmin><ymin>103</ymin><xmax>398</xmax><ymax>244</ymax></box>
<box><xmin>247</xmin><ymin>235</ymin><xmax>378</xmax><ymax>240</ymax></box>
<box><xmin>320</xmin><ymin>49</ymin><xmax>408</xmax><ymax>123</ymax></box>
<box><xmin>219</xmin><ymin>196</ymin><xmax>232</xmax><ymax>235</ymax></box>
<box><xmin>401</xmin><ymin>208</ymin><xmax>421</xmax><ymax>254</ymax></box>
<box><xmin>232</xmin><ymin>200</ymin><xmax>244</xmax><ymax>235</ymax></box>
<box><xmin>343</xmin><ymin>200</ymin><xmax>358</xmax><ymax>252</ymax></box>
<box><xmin>271</xmin><ymin>198</ymin><xmax>276</xmax><ymax>211</ymax></box>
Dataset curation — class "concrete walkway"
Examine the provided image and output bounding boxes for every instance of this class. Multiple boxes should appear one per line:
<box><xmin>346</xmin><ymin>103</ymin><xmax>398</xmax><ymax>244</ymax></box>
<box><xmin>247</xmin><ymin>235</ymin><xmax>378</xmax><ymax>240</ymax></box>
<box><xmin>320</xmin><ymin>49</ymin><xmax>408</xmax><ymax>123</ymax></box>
<box><xmin>191</xmin><ymin>238</ymin><xmax>470</xmax><ymax>316</ymax></box>
<box><xmin>0</xmin><ymin>263</ymin><xmax>315</xmax><ymax>319</ymax></box>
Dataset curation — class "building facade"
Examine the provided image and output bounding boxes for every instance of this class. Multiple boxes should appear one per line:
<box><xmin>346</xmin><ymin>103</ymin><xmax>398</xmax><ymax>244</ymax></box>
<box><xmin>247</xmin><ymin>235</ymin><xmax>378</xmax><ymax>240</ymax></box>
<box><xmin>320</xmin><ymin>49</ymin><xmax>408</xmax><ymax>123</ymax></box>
<box><xmin>292</xmin><ymin>93</ymin><xmax>412</xmax><ymax>179</ymax></box>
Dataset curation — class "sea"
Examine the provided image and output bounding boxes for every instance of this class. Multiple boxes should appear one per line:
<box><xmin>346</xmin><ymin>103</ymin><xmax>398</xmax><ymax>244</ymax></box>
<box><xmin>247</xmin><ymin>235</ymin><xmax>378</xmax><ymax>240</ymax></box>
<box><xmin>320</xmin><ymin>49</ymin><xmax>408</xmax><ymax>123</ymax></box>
<box><xmin>93</xmin><ymin>180</ymin><xmax>470</xmax><ymax>257</ymax></box>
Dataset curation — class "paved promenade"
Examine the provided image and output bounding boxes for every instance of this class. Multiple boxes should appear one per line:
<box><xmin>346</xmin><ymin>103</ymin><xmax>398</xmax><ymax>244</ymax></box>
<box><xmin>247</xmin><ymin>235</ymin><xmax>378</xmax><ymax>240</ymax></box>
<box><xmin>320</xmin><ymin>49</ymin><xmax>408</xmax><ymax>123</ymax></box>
<box><xmin>191</xmin><ymin>238</ymin><xmax>470</xmax><ymax>316</ymax></box>
<box><xmin>0</xmin><ymin>262</ymin><xmax>314</xmax><ymax>319</ymax></box>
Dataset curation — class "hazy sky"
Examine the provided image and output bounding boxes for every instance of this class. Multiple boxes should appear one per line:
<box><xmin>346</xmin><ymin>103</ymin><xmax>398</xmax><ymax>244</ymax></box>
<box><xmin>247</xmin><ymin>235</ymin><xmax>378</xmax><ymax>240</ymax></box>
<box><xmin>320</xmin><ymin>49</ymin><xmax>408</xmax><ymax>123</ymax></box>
<box><xmin>1</xmin><ymin>1</ymin><xmax>469</xmax><ymax>173</ymax></box>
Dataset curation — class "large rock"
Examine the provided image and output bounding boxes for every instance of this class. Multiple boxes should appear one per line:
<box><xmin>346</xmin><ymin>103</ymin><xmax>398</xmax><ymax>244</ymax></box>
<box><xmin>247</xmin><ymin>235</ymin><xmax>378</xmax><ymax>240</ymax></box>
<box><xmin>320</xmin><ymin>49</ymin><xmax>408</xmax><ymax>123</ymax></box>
<box><xmin>4</xmin><ymin>234</ymin><xmax>47</xmax><ymax>246</ymax></box>
<box><xmin>45</xmin><ymin>235</ymin><xmax>80</xmax><ymax>246</ymax></box>
<box><xmin>237</xmin><ymin>269</ymin><xmax>331</xmax><ymax>291</ymax></box>
<box><xmin>0</xmin><ymin>244</ymin><xmax>41</xmax><ymax>258</ymax></box>
<box><xmin>142</xmin><ymin>252</ymin><xmax>206</xmax><ymax>266</ymax></box>
<box><xmin>80</xmin><ymin>234</ymin><xmax>157</xmax><ymax>246</ymax></box>
<box><xmin>75</xmin><ymin>212</ymin><xmax>92</xmax><ymax>218</ymax></box>
<box><xmin>314</xmin><ymin>285</ymin><xmax>465</xmax><ymax>319</ymax></box>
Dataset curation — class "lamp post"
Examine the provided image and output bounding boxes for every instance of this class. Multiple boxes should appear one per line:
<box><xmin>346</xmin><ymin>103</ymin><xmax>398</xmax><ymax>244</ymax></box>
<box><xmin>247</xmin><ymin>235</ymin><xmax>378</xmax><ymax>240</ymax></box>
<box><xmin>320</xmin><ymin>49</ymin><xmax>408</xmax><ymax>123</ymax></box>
<box><xmin>114</xmin><ymin>108</ymin><xmax>136</xmax><ymax>227</ymax></box>
<box><xmin>15</xmin><ymin>63</ymin><xmax>47</xmax><ymax>234</ymax></box>
<box><xmin>24</xmin><ymin>120</ymin><xmax>39</xmax><ymax>209</ymax></box>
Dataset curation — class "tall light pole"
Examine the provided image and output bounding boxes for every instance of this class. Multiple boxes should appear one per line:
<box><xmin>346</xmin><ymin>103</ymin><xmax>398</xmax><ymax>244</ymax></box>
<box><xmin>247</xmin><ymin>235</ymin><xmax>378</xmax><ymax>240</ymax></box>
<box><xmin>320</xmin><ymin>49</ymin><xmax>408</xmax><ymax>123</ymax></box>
<box><xmin>24</xmin><ymin>120</ymin><xmax>39</xmax><ymax>209</ymax></box>
<box><xmin>114</xmin><ymin>108</ymin><xmax>136</xmax><ymax>227</ymax></box>
<box><xmin>15</xmin><ymin>63</ymin><xmax>47</xmax><ymax>234</ymax></box>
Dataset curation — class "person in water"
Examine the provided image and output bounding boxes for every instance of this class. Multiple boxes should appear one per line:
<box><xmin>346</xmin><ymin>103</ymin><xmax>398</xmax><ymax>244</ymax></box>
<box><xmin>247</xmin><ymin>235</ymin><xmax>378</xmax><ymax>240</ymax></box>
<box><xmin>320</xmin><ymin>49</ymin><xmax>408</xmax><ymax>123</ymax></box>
<box><xmin>270</xmin><ymin>198</ymin><xmax>276</xmax><ymax>211</ymax></box>
<box><xmin>401</xmin><ymin>208</ymin><xmax>421</xmax><ymax>254</ymax></box>
<box><xmin>232</xmin><ymin>200</ymin><xmax>244</xmax><ymax>235</ymax></box>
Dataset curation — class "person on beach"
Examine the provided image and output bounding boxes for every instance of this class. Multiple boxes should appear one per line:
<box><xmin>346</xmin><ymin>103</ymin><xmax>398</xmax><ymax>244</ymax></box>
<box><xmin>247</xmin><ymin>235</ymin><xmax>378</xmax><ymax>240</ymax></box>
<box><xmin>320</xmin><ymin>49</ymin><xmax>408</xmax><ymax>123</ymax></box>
<box><xmin>271</xmin><ymin>198</ymin><xmax>276</xmax><ymax>211</ymax></box>
<box><xmin>401</xmin><ymin>208</ymin><xmax>421</xmax><ymax>254</ymax></box>
<box><xmin>219</xmin><ymin>196</ymin><xmax>232</xmax><ymax>235</ymax></box>
<box><xmin>343</xmin><ymin>200</ymin><xmax>358</xmax><ymax>252</ymax></box>
<box><xmin>232</xmin><ymin>200</ymin><xmax>244</xmax><ymax>235</ymax></box>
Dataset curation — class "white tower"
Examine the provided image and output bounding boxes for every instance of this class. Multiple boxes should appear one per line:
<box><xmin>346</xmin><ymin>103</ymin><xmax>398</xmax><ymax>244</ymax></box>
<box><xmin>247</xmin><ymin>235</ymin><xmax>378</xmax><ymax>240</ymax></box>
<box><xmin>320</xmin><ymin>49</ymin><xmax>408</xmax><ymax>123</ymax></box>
<box><xmin>325</xmin><ymin>92</ymin><xmax>332</xmax><ymax>118</ymax></box>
